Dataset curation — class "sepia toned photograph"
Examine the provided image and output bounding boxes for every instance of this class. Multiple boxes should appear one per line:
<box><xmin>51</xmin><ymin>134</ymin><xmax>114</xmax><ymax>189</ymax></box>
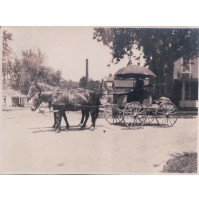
<box><xmin>1</xmin><ymin>26</ymin><xmax>198</xmax><ymax>174</ymax></box>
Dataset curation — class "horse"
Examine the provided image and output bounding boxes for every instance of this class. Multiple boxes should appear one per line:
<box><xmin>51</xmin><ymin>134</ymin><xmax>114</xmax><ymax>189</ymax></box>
<box><xmin>27</xmin><ymin>83</ymin><xmax>100</xmax><ymax>132</ymax></box>
<box><xmin>27</xmin><ymin>82</ymin><xmax>71</xmax><ymax>129</ymax></box>
<box><xmin>30</xmin><ymin>88</ymin><xmax>100</xmax><ymax>132</ymax></box>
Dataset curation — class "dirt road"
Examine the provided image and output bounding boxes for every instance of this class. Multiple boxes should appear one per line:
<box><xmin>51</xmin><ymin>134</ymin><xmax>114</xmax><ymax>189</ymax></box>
<box><xmin>1</xmin><ymin>108</ymin><xmax>198</xmax><ymax>174</ymax></box>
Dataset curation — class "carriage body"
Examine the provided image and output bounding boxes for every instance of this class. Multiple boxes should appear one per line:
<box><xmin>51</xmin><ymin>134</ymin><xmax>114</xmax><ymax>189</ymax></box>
<box><xmin>104</xmin><ymin>78</ymin><xmax>178</xmax><ymax>129</ymax></box>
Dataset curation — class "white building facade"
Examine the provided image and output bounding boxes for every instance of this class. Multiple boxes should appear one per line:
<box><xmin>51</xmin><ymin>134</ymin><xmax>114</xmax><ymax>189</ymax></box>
<box><xmin>173</xmin><ymin>57</ymin><xmax>198</xmax><ymax>108</ymax></box>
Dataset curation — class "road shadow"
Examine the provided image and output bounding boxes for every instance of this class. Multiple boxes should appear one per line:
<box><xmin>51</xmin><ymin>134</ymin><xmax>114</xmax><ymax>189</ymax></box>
<box><xmin>30</xmin><ymin>127</ymin><xmax>55</xmax><ymax>133</ymax></box>
<box><xmin>106</xmin><ymin>122</ymin><xmax>162</xmax><ymax>130</ymax></box>
<box><xmin>118</xmin><ymin>121</ymin><xmax>179</xmax><ymax>130</ymax></box>
<box><xmin>30</xmin><ymin>125</ymin><xmax>93</xmax><ymax>133</ymax></box>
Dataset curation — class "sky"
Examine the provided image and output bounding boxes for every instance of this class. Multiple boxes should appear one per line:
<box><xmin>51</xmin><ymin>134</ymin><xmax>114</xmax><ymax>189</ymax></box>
<box><xmin>5</xmin><ymin>27</ymin><xmax>144</xmax><ymax>81</ymax></box>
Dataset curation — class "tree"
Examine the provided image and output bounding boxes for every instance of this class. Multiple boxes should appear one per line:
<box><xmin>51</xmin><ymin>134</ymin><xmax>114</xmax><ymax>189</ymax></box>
<box><xmin>93</xmin><ymin>28</ymin><xmax>199</xmax><ymax>98</ymax></box>
<box><xmin>2</xmin><ymin>30</ymin><xmax>14</xmax><ymax>80</ymax></box>
<box><xmin>79</xmin><ymin>76</ymin><xmax>87</xmax><ymax>88</ymax></box>
<box><xmin>79</xmin><ymin>76</ymin><xmax>101</xmax><ymax>93</ymax></box>
<box><xmin>50</xmin><ymin>70</ymin><xmax>62</xmax><ymax>86</ymax></box>
<box><xmin>60</xmin><ymin>79</ymin><xmax>79</xmax><ymax>89</ymax></box>
<box><xmin>86</xmin><ymin>79</ymin><xmax>101</xmax><ymax>93</ymax></box>
<box><xmin>10</xmin><ymin>49</ymin><xmax>63</xmax><ymax>94</ymax></box>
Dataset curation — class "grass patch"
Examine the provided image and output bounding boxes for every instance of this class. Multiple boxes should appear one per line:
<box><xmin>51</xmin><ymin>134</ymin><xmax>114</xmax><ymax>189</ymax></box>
<box><xmin>162</xmin><ymin>152</ymin><xmax>197</xmax><ymax>173</ymax></box>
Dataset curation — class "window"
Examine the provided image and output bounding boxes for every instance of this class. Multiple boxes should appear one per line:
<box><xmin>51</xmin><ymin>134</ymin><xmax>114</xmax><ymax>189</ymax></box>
<box><xmin>185</xmin><ymin>82</ymin><xmax>198</xmax><ymax>100</ymax></box>
<box><xmin>181</xmin><ymin>64</ymin><xmax>191</xmax><ymax>73</ymax></box>
<box><xmin>3</xmin><ymin>96</ymin><xmax>6</xmax><ymax>106</ymax></box>
<box><xmin>185</xmin><ymin>83</ymin><xmax>191</xmax><ymax>100</ymax></box>
<box><xmin>190</xmin><ymin>82</ymin><xmax>198</xmax><ymax>100</ymax></box>
<box><xmin>182</xmin><ymin>57</ymin><xmax>192</xmax><ymax>76</ymax></box>
<box><xmin>183</xmin><ymin>57</ymin><xmax>192</xmax><ymax>65</ymax></box>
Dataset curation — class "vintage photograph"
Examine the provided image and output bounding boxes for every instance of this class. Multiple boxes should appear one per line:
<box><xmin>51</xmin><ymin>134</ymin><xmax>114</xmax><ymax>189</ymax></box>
<box><xmin>1</xmin><ymin>27</ymin><xmax>198</xmax><ymax>174</ymax></box>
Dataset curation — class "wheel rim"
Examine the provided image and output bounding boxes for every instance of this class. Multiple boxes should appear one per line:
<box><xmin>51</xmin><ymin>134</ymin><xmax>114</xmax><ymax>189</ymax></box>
<box><xmin>156</xmin><ymin>102</ymin><xmax>178</xmax><ymax>127</ymax></box>
<box><xmin>124</xmin><ymin>102</ymin><xmax>146</xmax><ymax>129</ymax></box>
<box><xmin>104</xmin><ymin>104</ymin><xmax>124</xmax><ymax>125</ymax></box>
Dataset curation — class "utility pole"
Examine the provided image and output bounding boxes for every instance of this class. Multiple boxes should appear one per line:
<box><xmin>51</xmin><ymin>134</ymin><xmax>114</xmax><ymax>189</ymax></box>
<box><xmin>86</xmin><ymin>59</ymin><xmax>89</xmax><ymax>83</ymax></box>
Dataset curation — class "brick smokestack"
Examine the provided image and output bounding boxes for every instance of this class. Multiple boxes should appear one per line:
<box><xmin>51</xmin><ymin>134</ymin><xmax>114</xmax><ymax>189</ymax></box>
<box><xmin>86</xmin><ymin>59</ymin><xmax>89</xmax><ymax>82</ymax></box>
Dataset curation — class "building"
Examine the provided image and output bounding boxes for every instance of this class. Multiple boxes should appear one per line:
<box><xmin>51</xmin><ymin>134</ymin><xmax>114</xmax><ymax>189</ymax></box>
<box><xmin>2</xmin><ymin>89</ymin><xmax>27</xmax><ymax>107</ymax></box>
<box><xmin>173</xmin><ymin>57</ymin><xmax>198</xmax><ymax>108</ymax></box>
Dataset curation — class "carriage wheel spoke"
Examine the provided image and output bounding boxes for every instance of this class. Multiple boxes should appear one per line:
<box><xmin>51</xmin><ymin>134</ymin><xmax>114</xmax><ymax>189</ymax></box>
<box><xmin>162</xmin><ymin>117</ymin><xmax>166</xmax><ymax>126</ymax></box>
<box><xmin>169</xmin><ymin>116</ymin><xmax>177</xmax><ymax>125</ymax></box>
<box><xmin>137</xmin><ymin>110</ymin><xmax>145</xmax><ymax>115</ymax></box>
<box><xmin>133</xmin><ymin>117</ymin><xmax>136</xmax><ymax>127</ymax></box>
<box><xmin>169</xmin><ymin>107</ymin><xmax>176</xmax><ymax>113</ymax></box>
<box><xmin>137</xmin><ymin>116</ymin><xmax>144</xmax><ymax>125</ymax></box>
<box><xmin>169</xmin><ymin>117</ymin><xmax>175</xmax><ymax>123</ymax></box>
<box><xmin>157</xmin><ymin>111</ymin><xmax>166</xmax><ymax>115</ymax></box>
<box><xmin>136</xmin><ymin>107</ymin><xmax>141</xmax><ymax>113</ymax></box>
<box><xmin>170</xmin><ymin>111</ymin><xmax>177</xmax><ymax>115</ymax></box>
<box><xmin>166</xmin><ymin>118</ymin><xmax>169</xmax><ymax>126</ymax></box>
<box><xmin>168</xmin><ymin>118</ymin><xmax>173</xmax><ymax>126</ymax></box>
<box><xmin>160</xmin><ymin>116</ymin><xmax>164</xmax><ymax>124</ymax></box>
<box><xmin>160</xmin><ymin>116</ymin><xmax>166</xmax><ymax>125</ymax></box>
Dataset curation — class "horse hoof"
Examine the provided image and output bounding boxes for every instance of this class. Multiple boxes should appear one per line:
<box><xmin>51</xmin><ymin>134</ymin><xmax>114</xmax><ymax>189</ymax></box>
<box><xmin>78</xmin><ymin>123</ymin><xmax>83</xmax><ymax>128</ymax></box>
<box><xmin>80</xmin><ymin>126</ymin><xmax>85</xmax><ymax>130</ymax></box>
<box><xmin>55</xmin><ymin>129</ymin><xmax>61</xmax><ymax>133</ymax></box>
<box><xmin>89</xmin><ymin>126</ymin><xmax>95</xmax><ymax>131</ymax></box>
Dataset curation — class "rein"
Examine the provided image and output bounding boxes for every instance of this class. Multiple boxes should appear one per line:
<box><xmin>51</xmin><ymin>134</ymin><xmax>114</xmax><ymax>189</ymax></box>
<box><xmin>35</xmin><ymin>92</ymin><xmax>55</xmax><ymax>117</ymax></box>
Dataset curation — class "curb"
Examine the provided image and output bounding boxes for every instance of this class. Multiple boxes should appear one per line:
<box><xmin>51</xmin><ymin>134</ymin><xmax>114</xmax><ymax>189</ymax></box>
<box><xmin>177</xmin><ymin>111</ymin><xmax>198</xmax><ymax>118</ymax></box>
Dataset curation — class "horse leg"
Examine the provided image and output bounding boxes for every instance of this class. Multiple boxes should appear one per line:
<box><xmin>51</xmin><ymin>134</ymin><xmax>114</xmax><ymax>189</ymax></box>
<box><xmin>52</xmin><ymin>112</ymin><xmax>57</xmax><ymax>128</ymax></box>
<box><xmin>62</xmin><ymin>111</ymin><xmax>70</xmax><ymax>130</ymax></box>
<box><xmin>90</xmin><ymin>108</ymin><xmax>99</xmax><ymax>131</ymax></box>
<box><xmin>81</xmin><ymin>109</ymin><xmax>90</xmax><ymax>129</ymax></box>
<box><xmin>55</xmin><ymin>112</ymin><xmax>62</xmax><ymax>133</ymax></box>
<box><xmin>52</xmin><ymin>106</ymin><xmax>61</xmax><ymax>128</ymax></box>
<box><xmin>78</xmin><ymin>110</ymin><xmax>85</xmax><ymax>127</ymax></box>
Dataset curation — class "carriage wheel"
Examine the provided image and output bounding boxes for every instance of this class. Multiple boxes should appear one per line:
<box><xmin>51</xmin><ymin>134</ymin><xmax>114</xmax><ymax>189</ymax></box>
<box><xmin>145</xmin><ymin>108</ymin><xmax>156</xmax><ymax>124</ymax></box>
<box><xmin>104</xmin><ymin>103</ymin><xmax>124</xmax><ymax>125</ymax></box>
<box><xmin>123</xmin><ymin>102</ymin><xmax>147</xmax><ymax>129</ymax></box>
<box><xmin>156</xmin><ymin>102</ymin><xmax>178</xmax><ymax>127</ymax></box>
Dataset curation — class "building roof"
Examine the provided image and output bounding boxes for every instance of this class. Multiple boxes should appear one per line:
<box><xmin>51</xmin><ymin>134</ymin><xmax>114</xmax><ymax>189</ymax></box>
<box><xmin>3</xmin><ymin>89</ymin><xmax>27</xmax><ymax>98</ymax></box>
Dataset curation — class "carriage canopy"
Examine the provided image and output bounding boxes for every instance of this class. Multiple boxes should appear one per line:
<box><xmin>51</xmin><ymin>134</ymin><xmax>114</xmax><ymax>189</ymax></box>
<box><xmin>114</xmin><ymin>65</ymin><xmax>156</xmax><ymax>79</ymax></box>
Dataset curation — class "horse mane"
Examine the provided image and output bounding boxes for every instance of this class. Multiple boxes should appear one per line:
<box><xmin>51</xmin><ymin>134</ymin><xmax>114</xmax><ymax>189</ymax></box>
<box><xmin>36</xmin><ymin>82</ymin><xmax>55</xmax><ymax>91</ymax></box>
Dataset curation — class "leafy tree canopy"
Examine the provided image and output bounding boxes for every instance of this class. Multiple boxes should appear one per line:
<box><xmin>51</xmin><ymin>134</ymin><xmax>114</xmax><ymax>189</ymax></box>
<box><xmin>93</xmin><ymin>28</ymin><xmax>199</xmax><ymax>67</ymax></box>
<box><xmin>79</xmin><ymin>76</ymin><xmax>101</xmax><ymax>93</ymax></box>
<box><xmin>79</xmin><ymin>76</ymin><xmax>88</xmax><ymax>88</ymax></box>
<box><xmin>93</xmin><ymin>28</ymin><xmax>199</xmax><ymax>97</ymax></box>
<box><xmin>2</xmin><ymin>30</ymin><xmax>82</xmax><ymax>95</ymax></box>
<box><xmin>2</xmin><ymin>30</ymin><xmax>14</xmax><ymax>80</ymax></box>
<box><xmin>10</xmin><ymin>49</ymin><xmax>63</xmax><ymax>94</ymax></box>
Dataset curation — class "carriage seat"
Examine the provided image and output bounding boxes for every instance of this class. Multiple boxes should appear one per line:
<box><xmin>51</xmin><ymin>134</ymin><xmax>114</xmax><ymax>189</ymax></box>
<box><xmin>152</xmin><ymin>97</ymin><xmax>171</xmax><ymax>104</ymax></box>
<box><xmin>113</xmin><ymin>89</ymin><xmax>133</xmax><ymax>96</ymax></box>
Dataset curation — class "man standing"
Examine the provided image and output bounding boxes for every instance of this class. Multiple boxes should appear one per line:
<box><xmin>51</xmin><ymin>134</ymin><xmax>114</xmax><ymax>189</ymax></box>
<box><xmin>134</xmin><ymin>77</ymin><xmax>144</xmax><ymax>104</ymax></box>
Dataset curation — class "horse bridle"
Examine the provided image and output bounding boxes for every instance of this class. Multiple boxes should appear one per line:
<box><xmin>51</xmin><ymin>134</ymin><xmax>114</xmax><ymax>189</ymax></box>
<box><xmin>31</xmin><ymin>91</ymin><xmax>42</xmax><ymax>108</ymax></box>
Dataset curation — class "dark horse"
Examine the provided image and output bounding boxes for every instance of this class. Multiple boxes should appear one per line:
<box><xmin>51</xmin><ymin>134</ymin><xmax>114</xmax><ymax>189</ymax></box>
<box><xmin>28</xmin><ymin>83</ymin><xmax>100</xmax><ymax>132</ymax></box>
<box><xmin>27</xmin><ymin>83</ymin><xmax>70</xmax><ymax>129</ymax></box>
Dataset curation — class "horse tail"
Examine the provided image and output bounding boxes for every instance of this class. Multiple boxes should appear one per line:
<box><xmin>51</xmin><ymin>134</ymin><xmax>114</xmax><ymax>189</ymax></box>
<box><xmin>93</xmin><ymin>93</ymin><xmax>100</xmax><ymax>118</ymax></box>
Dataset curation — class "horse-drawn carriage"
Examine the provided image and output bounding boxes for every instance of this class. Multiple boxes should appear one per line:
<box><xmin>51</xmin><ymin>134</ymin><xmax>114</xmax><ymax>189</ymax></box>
<box><xmin>28</xmin><ymin>65</ymin><xmax>178</xmax><ymax>132</ymax></box>
<box><xmin>104</xmin><ymin>65</ymin><xmax>178</xmax><ymax>129</ymax></box>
